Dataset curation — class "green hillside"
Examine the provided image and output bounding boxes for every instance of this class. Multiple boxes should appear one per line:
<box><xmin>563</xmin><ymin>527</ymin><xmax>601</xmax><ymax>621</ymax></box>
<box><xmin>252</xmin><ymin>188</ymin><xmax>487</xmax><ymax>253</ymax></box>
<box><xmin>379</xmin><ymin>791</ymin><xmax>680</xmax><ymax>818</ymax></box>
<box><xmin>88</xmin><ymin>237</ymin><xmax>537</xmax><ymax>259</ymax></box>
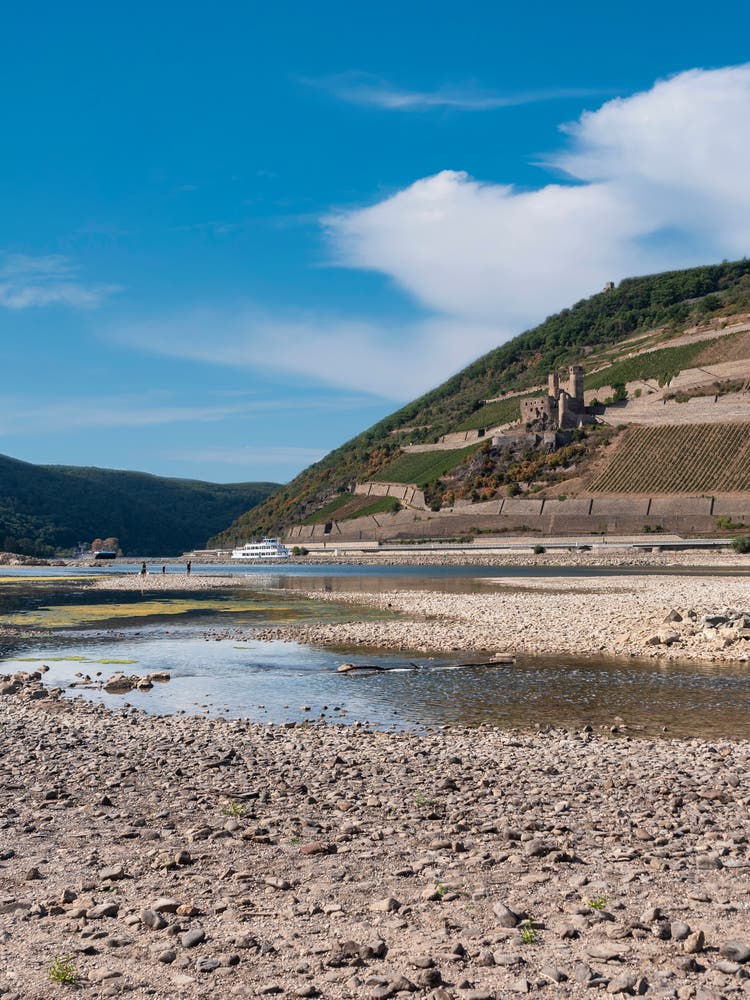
<box><xmin>211</xmin><ymin>259</ymin><xmax>750</xmax><ymax>543</ymax></box>
<box><xmin>0</xmin><ymin>454</ymin><xmax>278</xmax><ymax>556</ymax></box>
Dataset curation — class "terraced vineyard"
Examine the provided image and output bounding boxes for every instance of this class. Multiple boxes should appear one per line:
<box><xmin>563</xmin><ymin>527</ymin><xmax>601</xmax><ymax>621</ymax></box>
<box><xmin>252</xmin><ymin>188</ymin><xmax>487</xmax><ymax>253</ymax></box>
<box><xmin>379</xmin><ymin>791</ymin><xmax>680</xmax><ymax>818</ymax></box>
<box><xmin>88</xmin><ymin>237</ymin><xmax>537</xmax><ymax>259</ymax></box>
<box><xmin>454</xmin><ymin>394</ymin><xmax>534</xmax><ymax>432</ymax></box>
<box><xmin>370</xmin><ymin>444</ymin><xmax>481</xmax><ymax>486</ymax></box>
<box><xmin>303</xmin><ymin>494</ymin><xmax>400</xmax><ymax>524</ymax></box>
<box><xmin>589</xmin><ymin>424</ymin><xmax>750</xmax><ymax>493</ymax></box>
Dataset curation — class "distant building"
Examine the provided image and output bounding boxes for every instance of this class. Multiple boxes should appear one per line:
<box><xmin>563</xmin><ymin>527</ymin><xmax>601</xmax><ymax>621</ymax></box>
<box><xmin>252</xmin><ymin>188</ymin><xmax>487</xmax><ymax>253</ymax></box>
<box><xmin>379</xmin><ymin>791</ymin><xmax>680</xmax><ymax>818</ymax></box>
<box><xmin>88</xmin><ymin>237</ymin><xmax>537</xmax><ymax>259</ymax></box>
<box><xmin>602</xmin><ymin>280</ymin><xmax>616</xmax><ymax>292</ymax></box>
<box><xmin>520</xmin><ymin>364</ymin><xmax>592</xmax><ymax>430</ymax></box>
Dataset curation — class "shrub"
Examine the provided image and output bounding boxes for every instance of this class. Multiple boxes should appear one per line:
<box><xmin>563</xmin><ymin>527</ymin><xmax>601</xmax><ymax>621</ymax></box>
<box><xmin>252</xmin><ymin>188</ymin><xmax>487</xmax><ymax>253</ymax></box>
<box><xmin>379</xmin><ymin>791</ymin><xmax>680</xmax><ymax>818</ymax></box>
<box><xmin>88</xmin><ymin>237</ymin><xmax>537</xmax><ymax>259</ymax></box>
<box><xmin>732</xmin><ymin>535</ymin><xmax>750</xmax><ymax>553</ymax></box>
<box><xmin>532</xmin><ymin>544</ymin><xmax>546</xmax><ymax>554</ymax></box>
<box><xmin>49</xmin><ymin>956</ymin><xmax>78</xmax><ymax>985</ymax></box>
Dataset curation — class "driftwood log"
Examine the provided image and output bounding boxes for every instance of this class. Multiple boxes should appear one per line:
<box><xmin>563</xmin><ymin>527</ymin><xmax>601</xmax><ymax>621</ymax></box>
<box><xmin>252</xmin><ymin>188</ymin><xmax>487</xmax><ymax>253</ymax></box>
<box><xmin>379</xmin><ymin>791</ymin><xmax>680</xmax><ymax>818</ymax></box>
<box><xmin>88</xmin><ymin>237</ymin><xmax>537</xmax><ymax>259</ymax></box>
<box><xmin>337</xmin><ymin>656</ymin><xmax>514</xmax><ymax>674</ymax></box>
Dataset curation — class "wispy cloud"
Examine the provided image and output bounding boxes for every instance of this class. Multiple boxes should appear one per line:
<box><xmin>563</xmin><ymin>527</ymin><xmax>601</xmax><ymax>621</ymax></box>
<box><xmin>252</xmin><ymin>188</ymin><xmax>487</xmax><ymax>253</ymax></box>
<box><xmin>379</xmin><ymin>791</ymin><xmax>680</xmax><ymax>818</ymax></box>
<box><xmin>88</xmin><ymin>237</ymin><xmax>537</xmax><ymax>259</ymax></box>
<box><xmin>0</xmin><ymin>391</ymin><xmax>374</xmax><ymax>435</ymax></box>
<box><xmin>0</xmin><ymin>254</ymin><xmax>119</xmax><ymax>309</ymax></box>
<box><xmin>303</xmin><ymin>72</ymin><xmax>607</xmax><ymax>111</ymax></box>
<box><xmin>167</xmin><ymin>445</ymin><xmax>327</xmax><ymax>466</ymax></box>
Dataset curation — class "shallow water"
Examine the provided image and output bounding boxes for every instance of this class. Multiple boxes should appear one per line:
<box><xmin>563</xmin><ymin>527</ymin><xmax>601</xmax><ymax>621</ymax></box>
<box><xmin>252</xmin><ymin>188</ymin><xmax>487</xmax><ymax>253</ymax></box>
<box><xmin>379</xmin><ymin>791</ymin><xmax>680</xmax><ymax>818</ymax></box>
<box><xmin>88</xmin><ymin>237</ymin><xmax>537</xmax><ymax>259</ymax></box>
<box><xmin>2</xmin><ymin>633</ymin><xmax>750</xmax><ymax>737</ymax></box>
<box><xmin>1</xmin><ymin>568</ymin><xmax>750</xmax><ymax>737</ymax></box>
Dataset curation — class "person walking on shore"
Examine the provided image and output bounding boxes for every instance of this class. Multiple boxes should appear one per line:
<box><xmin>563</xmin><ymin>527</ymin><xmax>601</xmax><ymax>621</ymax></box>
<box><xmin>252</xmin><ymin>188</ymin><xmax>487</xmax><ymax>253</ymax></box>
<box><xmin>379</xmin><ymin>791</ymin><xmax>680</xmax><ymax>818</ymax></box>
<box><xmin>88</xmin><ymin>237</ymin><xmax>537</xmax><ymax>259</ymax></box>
<box><xmin>186</xmin><ymin>560</ymin><xmax>191</xmax><ymax>576</ymax></box>
<box><xmin>140</xmin><ymin>562</ymin><xmax>147</xmax><ymax>576</ymax></box>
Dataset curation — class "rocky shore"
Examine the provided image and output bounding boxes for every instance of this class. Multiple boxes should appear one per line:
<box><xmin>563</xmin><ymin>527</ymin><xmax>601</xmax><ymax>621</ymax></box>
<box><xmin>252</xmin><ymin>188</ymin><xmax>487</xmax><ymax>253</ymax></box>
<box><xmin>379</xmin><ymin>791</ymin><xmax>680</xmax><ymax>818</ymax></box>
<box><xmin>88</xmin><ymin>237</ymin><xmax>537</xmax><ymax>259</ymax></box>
<box><xmin>255</xmin><ymin>574</ymin><xmax>750</xmax><ymax>663</ymax></box>
<box><xmin>2</xmin><ymin>671</ymin><xmax>750</xmax><ymax>1000</ymax></box>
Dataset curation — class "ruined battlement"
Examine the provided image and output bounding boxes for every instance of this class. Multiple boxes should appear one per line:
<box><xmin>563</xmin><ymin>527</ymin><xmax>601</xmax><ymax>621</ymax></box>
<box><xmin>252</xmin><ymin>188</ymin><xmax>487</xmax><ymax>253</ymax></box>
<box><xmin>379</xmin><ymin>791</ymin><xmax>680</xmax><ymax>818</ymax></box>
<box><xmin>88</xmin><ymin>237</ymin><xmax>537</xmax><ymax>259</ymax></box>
<box><xmin>519</xmin><ymin>364</ymin><xmax>591</xmax><ymax>430</ymax></box>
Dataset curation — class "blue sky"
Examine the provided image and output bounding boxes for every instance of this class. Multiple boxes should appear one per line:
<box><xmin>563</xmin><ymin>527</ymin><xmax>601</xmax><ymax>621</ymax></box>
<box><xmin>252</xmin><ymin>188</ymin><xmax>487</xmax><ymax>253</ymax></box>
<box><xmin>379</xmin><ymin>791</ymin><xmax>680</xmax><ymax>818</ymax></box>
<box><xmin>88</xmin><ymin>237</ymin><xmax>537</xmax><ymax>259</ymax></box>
<box><xmin>2</xmin><ymin>2</ymin><xmax>750</xmax><ymax>483</ymax></box>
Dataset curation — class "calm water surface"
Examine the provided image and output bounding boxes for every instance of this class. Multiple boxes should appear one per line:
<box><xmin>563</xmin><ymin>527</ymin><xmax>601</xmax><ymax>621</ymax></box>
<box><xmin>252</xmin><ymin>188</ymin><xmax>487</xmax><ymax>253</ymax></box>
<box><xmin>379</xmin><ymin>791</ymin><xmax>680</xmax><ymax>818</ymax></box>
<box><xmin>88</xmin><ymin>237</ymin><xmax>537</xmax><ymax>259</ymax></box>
<box><xmin>0</xmin><ymin>566</ymin><xmax>749</xmax><ymax>737</ymax></box>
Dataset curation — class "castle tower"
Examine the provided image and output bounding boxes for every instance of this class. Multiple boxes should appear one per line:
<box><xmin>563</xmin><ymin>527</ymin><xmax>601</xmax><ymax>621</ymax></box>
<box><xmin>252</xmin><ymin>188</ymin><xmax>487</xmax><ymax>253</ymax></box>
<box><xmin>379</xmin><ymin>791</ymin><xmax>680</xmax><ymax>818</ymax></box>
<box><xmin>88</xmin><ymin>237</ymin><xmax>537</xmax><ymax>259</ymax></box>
<box><xmin>569</xmin><ymin>365</ymin><xmax>584</xmax><ymax>405</ymax></box>
<box><xmin>548</xmin><ymin>371</ymin><xmax>559</xmax><ymax>399</ymax></box>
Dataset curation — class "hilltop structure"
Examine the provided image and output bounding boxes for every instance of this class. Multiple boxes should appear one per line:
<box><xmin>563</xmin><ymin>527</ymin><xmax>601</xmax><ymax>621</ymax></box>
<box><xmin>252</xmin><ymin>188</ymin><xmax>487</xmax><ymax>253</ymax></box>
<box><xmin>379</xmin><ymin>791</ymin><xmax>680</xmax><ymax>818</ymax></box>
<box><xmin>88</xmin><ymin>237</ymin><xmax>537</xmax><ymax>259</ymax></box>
<box><xmin>520</xmin><ymin>365</ymin><xmax>593</xmax><ymax>430</ymax></box>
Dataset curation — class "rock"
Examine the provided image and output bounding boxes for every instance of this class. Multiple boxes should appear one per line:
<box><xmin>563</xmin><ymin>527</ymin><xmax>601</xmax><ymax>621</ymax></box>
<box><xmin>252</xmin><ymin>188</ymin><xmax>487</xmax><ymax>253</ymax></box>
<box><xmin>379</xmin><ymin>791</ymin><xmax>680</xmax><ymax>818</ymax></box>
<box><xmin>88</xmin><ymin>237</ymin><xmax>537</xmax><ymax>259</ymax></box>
<box><xmin>541</xmin><ymin>964</ymin><xmax>567</xmax><ymax>983</ymax></box>
<box><xmin>88</xmin><ymin>969</ymin><xmax>122</xmax><ymax>982</ymax></box>
<box><xmin>157</xmin><ymin>949</ymin><xmax>177</xmax><ymax>964</ymax></box>
<box><xmin>608</xmin><ymin>972</ymin><xmax>637</xmax><ymax>994</ymax></box>
<box><xmin>509</xmin><ymin>976</ymin><xmax>530</xmax><ymax>993</ymax></box>
<box><xmin>586</xmin><ymin>943</ymin><xmax>626</xmax><ymax>962</ymax></box>
<box><xmin>671</xmin><ymin>921</ymin><xmax>691</xmax><ymax>941</ymax></box>
<box><xmin>371</xmin><ymin>896</ymin><xmax>401</xmax><ymax>912</ymax></box>
<box><xmin>684</xmin><ymin>930</ymin><xmax>705</xmax><ymax>954</ymax></box>
<box><xmin>718</xmin><ymin>940</ymin><xmax>750</xmax><ymax>963</ymax></box>
<box><xmin>87</xmin><ymin>903</ymin><xmax>119</xmax><ymax>919</ymax></box>
<box><xmin>196</xmin><ymin>957</ymin><xmax>220</xmax><ymax>973</ymax></box>
<box><xmin>493</xmin><ymin>902</ymin><xmax>520</xmax><ymax>927</ymax></box>
<box><xmin>181</xmin><ymin>926</ymin><xmax>206</xmax><ymax>948</ymax></box>
<box><xmin>142</xmin><ymin>908</ymin><xmax>168</xmax><ymax>929</ymax></box>
<box><xmin>152</xmin><ymin>897</ymin><xmax>181</xmax><ymax>913</ymax></box>
<box><xmin>99</xmin><ymin>865</ymin><xmax>126</xmax><ymax>882</ymax></box>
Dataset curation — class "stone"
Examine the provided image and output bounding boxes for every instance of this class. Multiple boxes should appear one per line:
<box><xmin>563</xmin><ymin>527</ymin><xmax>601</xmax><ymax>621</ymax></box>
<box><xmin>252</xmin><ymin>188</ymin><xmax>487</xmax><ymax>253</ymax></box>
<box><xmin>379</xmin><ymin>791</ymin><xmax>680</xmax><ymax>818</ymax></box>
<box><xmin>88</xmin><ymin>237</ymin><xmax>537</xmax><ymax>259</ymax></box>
<box><xmin>196</xmin><ymin>957</ymin><xmax>220</xmax><ymax>973</ymax></box>
<box><xmin>141</xmin><ymin>909</ymin><xmax>168</xmax><ymax>930</ymax></box>
<box><xmin>181</xmin><ymin>926</ymin><xmax>206</xmax><ymax>948</ymax></box>
<box><xmin>718</xmin><ymin>940</ymin><xmax>750</xmax><ymax>963</ymax></box>
<box><xmin>608</xmin><ymin>972</ymin><xmax>637</xmax><ymax>994</ymax></box>
<box><xmin>509</xmin><ymin>976</ymin><xmax>530</xmax><ymax>993</ymax></box>
<box><xmin>684</xmin><ymin>930</ymin><xmax>705</xmax><ymax>954</ymax></box>
<box><xmin>493</xmin><ymin>902</ymin><xmax>520</xmax><ymax>927</ymax></box>
<box><xmin>371</xmin><ymin>897</ymin><xmax>401</xmax><ymax>913</ymax></box>
<box><xmin>99</xmin><ymin>865</ymin><xmax>126</xmax><ymax>881</ymax></box>
<box><xmin>152</xmin><ymin>896</ymin><xmax>181</xmax><ymax>913</ymax></box>
<box><xmin>586</xmin><ymin>943</ymin><xmax>626</xmax><ymax>962</ymax></box>
<box><xmin>87</xmin><ymin>903</ymin><xmax>119</xmax><ymax>919</ymax></box>
<box><xmin>671</xmin><ymin>921</ymin><xmax>691</xmax><ymax>941</ymax></box>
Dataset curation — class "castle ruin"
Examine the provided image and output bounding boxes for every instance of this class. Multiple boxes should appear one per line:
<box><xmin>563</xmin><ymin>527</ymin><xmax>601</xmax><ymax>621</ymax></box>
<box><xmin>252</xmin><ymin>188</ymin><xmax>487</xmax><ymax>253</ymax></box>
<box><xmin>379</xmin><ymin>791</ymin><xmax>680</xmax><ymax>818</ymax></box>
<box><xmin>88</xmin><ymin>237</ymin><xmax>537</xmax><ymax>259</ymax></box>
<box><xmin>520</xmin><ymin>365</ymin><xmax>590</xmax><ymax>430</ymax></box>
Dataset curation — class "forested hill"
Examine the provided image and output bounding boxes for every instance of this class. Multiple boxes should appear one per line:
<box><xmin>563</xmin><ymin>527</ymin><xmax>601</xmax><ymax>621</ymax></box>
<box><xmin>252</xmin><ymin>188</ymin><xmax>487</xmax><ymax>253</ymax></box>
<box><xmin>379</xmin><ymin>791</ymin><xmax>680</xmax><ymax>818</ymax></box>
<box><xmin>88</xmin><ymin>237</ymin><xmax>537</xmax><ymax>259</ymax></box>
<box><xmin>0</xmin><ymin>453</ymin><xmax>278</xmax><ymax>556</ymax></box>
<box><xmin>211</xmin><ymin>258</ymin><xmax>750</xmax><ymax>543</ymax></box>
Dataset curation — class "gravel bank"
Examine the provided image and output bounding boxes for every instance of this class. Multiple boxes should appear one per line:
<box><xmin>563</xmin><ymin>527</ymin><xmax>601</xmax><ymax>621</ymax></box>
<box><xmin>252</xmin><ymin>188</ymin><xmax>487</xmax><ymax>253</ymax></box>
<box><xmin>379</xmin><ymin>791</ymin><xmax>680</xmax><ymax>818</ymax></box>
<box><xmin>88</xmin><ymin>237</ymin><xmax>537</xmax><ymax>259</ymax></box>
<box><xmin>256</xmin><ymin>575</ymin><xmax>750</xmax><ymax>663</ymax></box>
<box><xmin>1</xmin><ymin>673</ymin><xmax>749</xmax><ymax>1000</ymax></box>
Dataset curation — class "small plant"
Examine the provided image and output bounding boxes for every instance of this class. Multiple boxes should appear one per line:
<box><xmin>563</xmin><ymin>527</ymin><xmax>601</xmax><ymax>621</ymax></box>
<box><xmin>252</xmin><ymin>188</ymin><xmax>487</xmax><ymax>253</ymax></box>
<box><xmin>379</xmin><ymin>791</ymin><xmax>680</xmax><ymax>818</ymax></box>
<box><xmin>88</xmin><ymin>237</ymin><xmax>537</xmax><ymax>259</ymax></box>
<box><xmin>519</xmin><ymin>919</ymin><xmax>537</xmax><ymax>945</ymax></box>
<box><xmin>222</xmin><ymin>800</ymin><xmax>248</xmax><ymax>818</ymax></box>
<box><xmin>588</xmin><ymin>894</ymin><xmax>609</xmax><ymax>910</ymax></box>
<box><xmin>414</xmin><ymin>793</ymin><xmax>434</xmax><ymax>807</ymax></box>
<box><xmin>49</xmin><ymin>955</ymin><xmax>78</xmax><ymax>985</ymax></box>
<box><xmin>532</xmin><ymin>544</ymin><xmax>546</xmax><ymax>555</ymax></box>
<box><xmin>732</xmin><ymin>535</ymin><xmax>750</xmax><ymax>554</ymax></box>
<box><xmin>435</xmin><ymin>881</ymin><xmax>450</xmax><ymax>897</ymax></box>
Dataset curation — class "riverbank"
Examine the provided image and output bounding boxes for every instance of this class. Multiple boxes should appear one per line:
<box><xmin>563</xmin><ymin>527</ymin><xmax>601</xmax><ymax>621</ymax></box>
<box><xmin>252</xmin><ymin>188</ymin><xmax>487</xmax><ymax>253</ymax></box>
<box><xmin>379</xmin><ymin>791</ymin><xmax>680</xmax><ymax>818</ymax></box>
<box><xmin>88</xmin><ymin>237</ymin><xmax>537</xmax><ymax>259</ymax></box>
<box><xmin>80</xmin><ymin>566</ymin><xmax>750</xmax><ymax>663</ymax></box>
<box><xmin>1</xmin><ymin>672</ymin><xmax>749</xmax><ymax>1000</ymax></box>
<box><xmin>255</xmin><ymin>573</ymin><xmax>750</xmax><ymax>663</ymax></box>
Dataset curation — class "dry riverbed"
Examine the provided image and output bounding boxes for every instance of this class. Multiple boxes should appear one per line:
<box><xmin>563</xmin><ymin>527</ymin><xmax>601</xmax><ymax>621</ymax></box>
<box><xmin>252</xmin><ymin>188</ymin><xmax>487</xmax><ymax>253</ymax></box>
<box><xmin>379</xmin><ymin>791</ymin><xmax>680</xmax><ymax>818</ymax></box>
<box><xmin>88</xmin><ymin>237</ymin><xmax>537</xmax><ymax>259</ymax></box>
<box><xmin>2</xmin><ymin>672</ymin><xmax>750</xmax><ymax>1000</ymax></box>
<box><xmin>255</xmin><ymin>575</ymin><xmax>750</xmax><ymax>663</ymax></box>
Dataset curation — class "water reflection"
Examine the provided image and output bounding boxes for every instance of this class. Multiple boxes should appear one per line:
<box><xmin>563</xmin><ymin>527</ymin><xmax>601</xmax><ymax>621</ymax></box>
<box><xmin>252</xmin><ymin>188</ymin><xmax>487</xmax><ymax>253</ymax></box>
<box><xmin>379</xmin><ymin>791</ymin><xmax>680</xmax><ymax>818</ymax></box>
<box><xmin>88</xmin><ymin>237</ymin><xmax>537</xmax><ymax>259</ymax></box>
<box><xmin>2</xmin><ymin>636</ymin><xmax>749</xmax><ymax>739</ymax></box>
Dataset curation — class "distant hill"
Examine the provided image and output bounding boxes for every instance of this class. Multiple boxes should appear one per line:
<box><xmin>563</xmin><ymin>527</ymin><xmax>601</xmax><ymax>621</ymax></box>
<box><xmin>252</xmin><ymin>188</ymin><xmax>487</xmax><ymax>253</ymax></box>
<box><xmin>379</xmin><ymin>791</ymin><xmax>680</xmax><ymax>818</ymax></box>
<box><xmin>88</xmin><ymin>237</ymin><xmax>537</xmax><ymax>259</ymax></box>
<box><xmin>0</xmin><ymin>454</ymin><xmax>278</xmax><ymax>556</ymax></box>
<box><xmin>211</xmin><ymin>258</ymin><xmax>750</xmax><ymax>544</ymax></box>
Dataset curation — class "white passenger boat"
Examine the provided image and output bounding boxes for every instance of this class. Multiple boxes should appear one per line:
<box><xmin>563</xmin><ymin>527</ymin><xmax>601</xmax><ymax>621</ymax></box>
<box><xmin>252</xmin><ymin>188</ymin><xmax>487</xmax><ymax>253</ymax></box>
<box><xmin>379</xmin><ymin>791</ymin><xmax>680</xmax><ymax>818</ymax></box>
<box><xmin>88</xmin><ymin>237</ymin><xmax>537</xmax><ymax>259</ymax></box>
<box><xmin>231</xmin><ymin>537</ymin><xmax>291</xmax><ymax>560</ymax></box>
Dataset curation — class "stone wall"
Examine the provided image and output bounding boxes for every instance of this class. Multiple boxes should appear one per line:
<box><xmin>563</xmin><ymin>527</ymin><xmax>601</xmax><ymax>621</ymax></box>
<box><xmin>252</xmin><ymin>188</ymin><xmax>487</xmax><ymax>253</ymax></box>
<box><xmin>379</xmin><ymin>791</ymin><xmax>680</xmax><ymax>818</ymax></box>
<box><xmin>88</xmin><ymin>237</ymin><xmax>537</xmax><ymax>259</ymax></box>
<box><xmin>290</xmin><ymin>492</ymin><xmax>750</xmax><ymax>542</ymax></box>
<box><xmin>354</xmin><ymin>482</ymin><xmax>427</xmax><ymax>508</ymax></box>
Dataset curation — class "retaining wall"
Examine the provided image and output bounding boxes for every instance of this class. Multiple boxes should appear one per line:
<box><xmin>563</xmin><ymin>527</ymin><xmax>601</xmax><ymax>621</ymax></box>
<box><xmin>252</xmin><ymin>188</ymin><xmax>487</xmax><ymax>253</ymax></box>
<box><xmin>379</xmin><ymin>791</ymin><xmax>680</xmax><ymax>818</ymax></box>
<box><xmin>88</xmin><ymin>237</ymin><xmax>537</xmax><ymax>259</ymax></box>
<box><xmin>289</xmin><ymin>492</ymin><xmax>750</xmax><ymax>542</ymax></box>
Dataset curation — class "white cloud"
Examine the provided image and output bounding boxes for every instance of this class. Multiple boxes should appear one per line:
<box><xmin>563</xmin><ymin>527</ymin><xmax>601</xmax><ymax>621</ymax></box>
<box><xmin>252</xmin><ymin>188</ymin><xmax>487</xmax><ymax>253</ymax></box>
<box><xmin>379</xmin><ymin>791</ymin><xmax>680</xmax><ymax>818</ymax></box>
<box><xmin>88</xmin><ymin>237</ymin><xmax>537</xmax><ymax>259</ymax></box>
<box><xmin>303</xmin><ymin>72</ymin><xmax>606</xmax><ymax>112</ymax></box>
<box><xmin>115</xmin><ymin>65</ymin><xmax>750</xmax><ymax>401</ymax></box>
<box><xmin>0</xmin><ymin>254</ymin><xmax>118</xmax><ymax>309</ymax></box>
<box><xmin>325</xmin><ymin>64</ymin><xmax>750</xmax><ymax>334</ymax></box>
